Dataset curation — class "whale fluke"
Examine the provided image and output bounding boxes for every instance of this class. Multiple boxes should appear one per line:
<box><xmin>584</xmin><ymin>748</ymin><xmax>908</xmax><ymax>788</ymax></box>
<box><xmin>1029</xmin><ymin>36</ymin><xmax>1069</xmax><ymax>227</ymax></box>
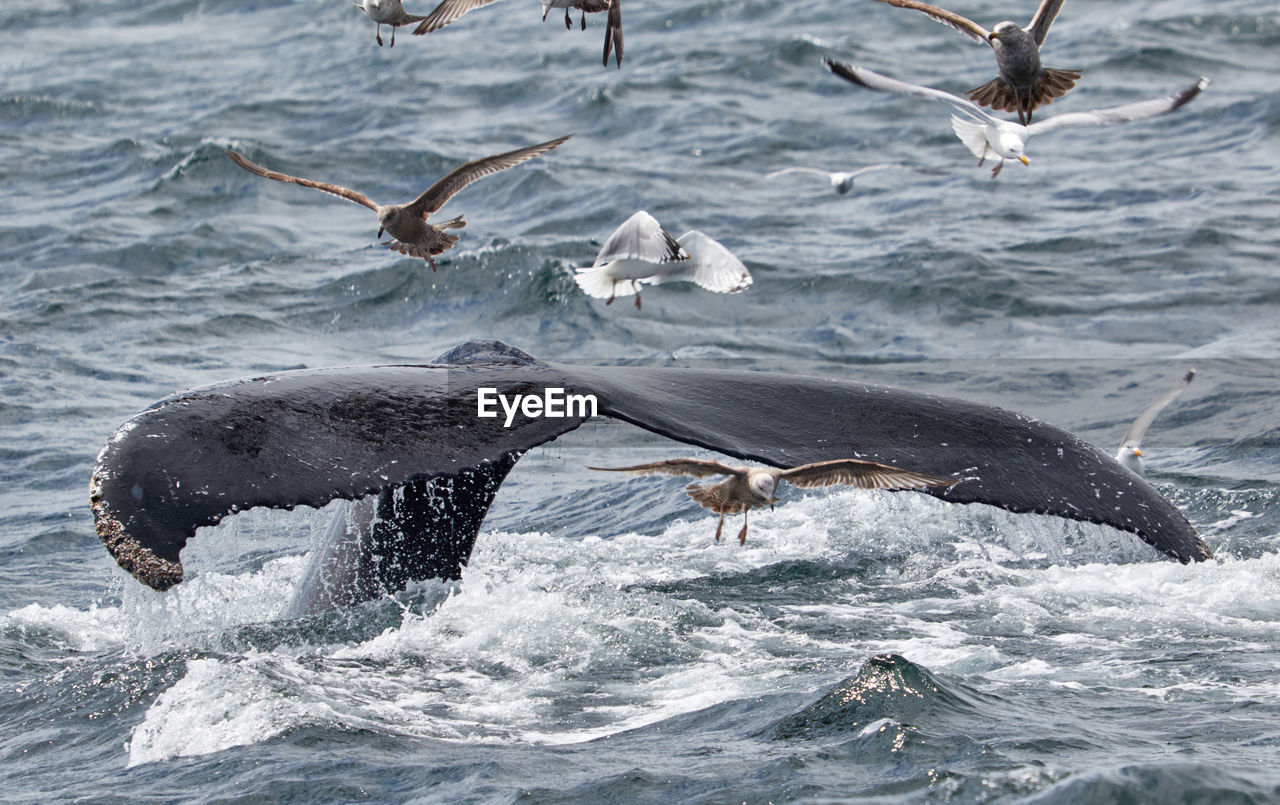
<box><xmin>90</xmin><ymin>341</ymin><xmax>1211</xmax><ymax>606</ymax></box>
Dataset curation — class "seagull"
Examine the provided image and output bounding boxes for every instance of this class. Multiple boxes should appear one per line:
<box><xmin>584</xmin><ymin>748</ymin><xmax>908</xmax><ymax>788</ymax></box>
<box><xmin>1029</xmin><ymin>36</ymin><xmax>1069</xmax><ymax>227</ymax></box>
<box><xmin>354</xmin><ymin>0</ymin><xmax>428</xmax><ymax>46</ymax></box>
<box><xmin>540</xmin><ymin>0</ymin><xmax>623</xmax><ymax>67</ymax></box>
<box><xmin>225</xmin><ymin>134</ymin><xmax>571</xmax><ymax>270</ymax></box>
<box><xmin>1116</xmin><ymin>370</ymin><xmax>1196</xmax><ymax>476</ymax></box>
<box><xmin>411</xmin><ymin>0</ymin><xmax>504</xmax><ymax>36</ymax></box>
<box><xmin>589</xmin><ymin>457</ymin><xmax>955</xmax><ymax>544</ymax></box>
<box><xmin>762</xmin><ymin>164</ymin><xmax>943</xmax><ymax>194</ymax></box>
<box><xmin>824</xmin><ymin>60</ymin><xmax>1209</xmax><ymax>178</ymax></box>
<box><xmin>573</xmin><ymin>211</ymin><xmax>752</xmax><ymax>310</ymax></box>
<box><xmin>869</xmin><ymin>0</ymin><xmax>1080</xmax><ymax>124</ymax></box>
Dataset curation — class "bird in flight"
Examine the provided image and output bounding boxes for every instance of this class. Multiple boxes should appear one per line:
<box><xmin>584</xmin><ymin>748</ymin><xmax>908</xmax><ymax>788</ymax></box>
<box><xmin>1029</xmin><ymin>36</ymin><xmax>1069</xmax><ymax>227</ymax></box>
<box><xmin>869</xmin><ymin>0</ymin><xmax>1081</xmax><ymax>124</ymax></box>
<box><xmin>825</xmin><ymin>60</ymin><xmax>1208</xmax><ymax>178</ymax></box>
<box><xmin>590</xmin><ymin>457</ymin><xmax>954</xmax><ymax>544</ymax></box>
<box><xmin>574</xmin><ymin>211</ymin><xmax>751</xmax><ymax>309</ymax></box>
<box><xmin>226</xmin><ymin>134</ymin><xmax>572</xmax><ymax>270</ymax></box>
<box><xmin>1116</xmin><ymin>370</ymin><xmax>1196</xmax><ymax>476</ymax></box>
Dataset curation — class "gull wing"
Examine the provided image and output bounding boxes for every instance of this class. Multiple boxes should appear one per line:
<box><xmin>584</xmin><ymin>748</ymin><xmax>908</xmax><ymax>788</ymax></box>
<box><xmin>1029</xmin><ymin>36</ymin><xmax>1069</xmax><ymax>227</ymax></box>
<box><xmin>226</xmin><ymin>151</ymin><xmax>378</xmax><ymax>211</ymax></box>
<box><xmin>405</xmin><ymin>134</ymin><xmax>572</xmax><ymax>217</ymax></box>
<box><xmin>587</xmin><ymin>458</ymin><xmax>742</xmax><ymax>479</ymax></box>
<box><xmin>1026</xmin><ymin>78</ymin><xmax>1209</xmax><ymax>136</ymax></box>
<box><xmin>869</xmin><ymin>0</ymin><xmax>989</xmax><ymax>43</ymax></box>
<box><xmin>1026</xmin><ymin>0</ymin><xmax>1067</xmax><ymax>46</ymax></box>
<box><xmin>1120</xmin><ymin>370</ymin><xmax>1196</xmax><ymax>450</ymax></box>
<box><xmin>650</xmin><ymin>231</ymin><xmax>752</xmax><ymax>294</ymax></box>
<box><xmin>824</xmin><ymin>60</ymin><xmax>999</xmax><ymax>127</ymax></box>
<box><xmin>412</xmin><ymin>0</ymin><xmax>503</xmax><ymax>34</ymax></box>
<box><xmin>763</xmin><ymin>167</ymin><xmax>833</xmax><ymax>181</ymax></box>
<box><xmin>778</xmin><ymin>458</ymin><xmax>954</xmax><ymax>490</ymax></box>
<box><xmin>593</xmin><ymin>210</ymin><xmax>687</xmax><ymax>267</ymax></box>
<box><xmin>603</xmin><ymin>0</ymin><xmax>623</xmax><ymax>68</ymax></box>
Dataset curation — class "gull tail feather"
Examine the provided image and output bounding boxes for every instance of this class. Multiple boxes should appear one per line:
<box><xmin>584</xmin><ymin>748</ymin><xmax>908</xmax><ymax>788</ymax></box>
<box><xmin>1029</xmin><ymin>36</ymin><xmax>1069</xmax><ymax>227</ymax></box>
<box><xmin>573</xmin><ymin>264</ymin><xmax>625</xmax><ymax>300</ymax></box>
<box><xmin>966</xmin><ymin>68</ymin><xmax>1083</xmax><ymax>122</ymax></box>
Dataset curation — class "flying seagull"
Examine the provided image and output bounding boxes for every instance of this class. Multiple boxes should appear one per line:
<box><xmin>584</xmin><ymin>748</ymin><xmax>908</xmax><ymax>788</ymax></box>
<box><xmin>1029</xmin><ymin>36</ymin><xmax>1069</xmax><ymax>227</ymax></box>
<box><xmin>589</xmin><ymin>458</ymin><xmax>955</xmax><ymax>544</ymax></box>
<box><xmin>869</xmin><ymin>0</ymin><xmax>1080</xmax><ymax>124</ymax></box>
<box><xmin>824</xmin><ymin>60</ymin><xmax>1208</xmax><ymax>178</ymax></box>
<box><xmin>573</xmin><ymin>211</ymin><xmax>752</xmax><ymax>309</ymax></box>
<box><xmin>540</xmin><ymin>0</ymin><xmax>624</xmax><ymax>67</ymax></box>
<box><xmin>411</xmin><ymin>0</ymin><xmax>504</xmax><ymax>35</ymax></box>
<box><xmin>226</xmin><ymin>134</ymin><xmax>571</xmax><ymax>270</ymax></box>
<box><xmin>1116</xmin><ymin>369</ymin><xmax>1196</xmax><ymax>476</ymax></box>
<box><xmin>762</xmin><ymin>163</ymin><xmax>944</xmax><ymax>194</ymax></box>
<box><xmin>354</xmin><ymin>0</ymin><xmax>428</xmax><ymax>46</ymax></box>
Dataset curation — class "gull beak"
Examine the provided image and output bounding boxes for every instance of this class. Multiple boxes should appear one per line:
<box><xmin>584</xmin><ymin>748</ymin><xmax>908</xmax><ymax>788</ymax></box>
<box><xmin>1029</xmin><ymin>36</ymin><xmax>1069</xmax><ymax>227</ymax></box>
<box><xmin>377</xmin><ymin>227</ymin><xmax>384</xmax><ymax>238</ymax></box>
<box><xmin>1018</xmin><ymin>155</ymin><xmax>1030</xmax><ymax>166</ymax></box>
<box><xmin>987</xmin><ymin>30</ymin><xmax>998</xmax><ymax>41</ymax></box>
<box><xmin>1134</xmin><ymin>448</ymin><xmax>1143</xmax><ymax>457</ymax></box>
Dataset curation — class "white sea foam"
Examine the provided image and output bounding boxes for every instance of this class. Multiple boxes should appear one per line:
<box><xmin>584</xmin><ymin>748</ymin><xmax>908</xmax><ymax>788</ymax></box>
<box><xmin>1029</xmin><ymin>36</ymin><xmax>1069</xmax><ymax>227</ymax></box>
<box><xmin>9</xmin><ymin>486</ymin><xmax>1271</xmax><ymax>766</ymax></box>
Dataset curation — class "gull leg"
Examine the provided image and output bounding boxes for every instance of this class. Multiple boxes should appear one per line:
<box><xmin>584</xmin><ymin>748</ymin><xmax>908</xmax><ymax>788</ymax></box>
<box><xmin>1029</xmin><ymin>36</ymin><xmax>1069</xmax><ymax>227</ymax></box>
<box><xmin>737</xmin><ymin>510</ymin><xmax>748</xmax><ymax>545</ymax></box>
<box><xmin>714</xmin><ymin>513</ymin><xmax>724</xmax><ymax>542</ymax></box>
<box><xmin>390</xmin><ymin>24</ymin><xmax>396</xmax><ymax>47</ymax></box>
<box><xmin>376</xmin><ymin>25</ymin><xmax>384</xmax><ymax>46</ymax></box>
<box><xmin>605</xmin><ymin>280</ymin><xmax>616</xmax><ymax>306</ymax></box>
<box><xmin>427</xmin><ymin>256</ymin><xmax>438</xmax><ymax>272</ymax></box>
<box><xmin>581</xmin><ymin>9</ymin><xmax>587</xmax><ymax>29</ymax></box>
<box><xmin>990</xmin><ymin>159</ymin><xmax>1004</xmax><ymax>179</ymax></box>
<box><xmin>633</xmin><ymin>281</ymin><xmax>642</xmax><ymax>310</ymax></box>
<box><xmin>565</xmin><ymin>8</ymin><xmax>572</xmax><ymax>28</ymax></box>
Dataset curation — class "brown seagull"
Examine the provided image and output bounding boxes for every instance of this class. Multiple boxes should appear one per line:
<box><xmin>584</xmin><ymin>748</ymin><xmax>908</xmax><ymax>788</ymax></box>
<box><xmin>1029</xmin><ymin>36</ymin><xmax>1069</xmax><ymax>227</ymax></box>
<box><xmin>589</xmin><ymin>458</ymin><xmax>954</xmax><ymax>544</ymax></box>
<box><xmin>540</xmin><ymin>0</ymin><xmax>624</xmax><ymax>68</ymax></box>
<box><xmin>225</xmin><ymin>134</ymin><xmax>571</xmax><ymax>270</ymax></box>
<box><xmin>870</xmin><ymin>0</ymin><xmax>1081</xmax><ymax>124</ymax></box>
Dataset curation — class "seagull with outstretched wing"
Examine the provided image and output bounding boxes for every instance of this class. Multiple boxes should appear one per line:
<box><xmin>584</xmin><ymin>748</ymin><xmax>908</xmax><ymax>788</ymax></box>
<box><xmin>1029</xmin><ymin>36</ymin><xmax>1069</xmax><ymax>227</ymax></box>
<box><xmin>870</xmin><ymin>0</ymin><xmax>1080</xmax><ymax>124</ymax></box>
<box><xmin>762</xmin><ymin>163</ymin><xmax>943</xmax><ymax>194</ymax></box>
<box><xmin>590</xmin><ymin>457</ymin><xmax>954</xmax><ymax>544</ymax></box>
<box><xmin>226</xmin><ymin>134</ymin><xmax>571</xmax><ymax>270</ymax></box>
<box><xmin>573</xmin><ymin>211</ymin><xmax>752</xmax><ymax>309</ymax></box>
<box><xmin>824</xmin><ymin>60</ymin><xmax>1208</xmax><ymax>178</ymax></box>
<box><xmin>540</xmin><ymin>0</ymin><xmax>623</xmax><ymax>67</ymax></box>
<box><xmin>1117</xmin><ymin>370</ymin><xmax>1196</xmax><ymax>476</ymax></box>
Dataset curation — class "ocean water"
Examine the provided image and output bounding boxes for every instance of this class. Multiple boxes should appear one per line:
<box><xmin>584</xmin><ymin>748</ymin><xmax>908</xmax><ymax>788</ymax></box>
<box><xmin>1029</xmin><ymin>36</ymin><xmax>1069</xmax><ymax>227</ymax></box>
<box><xmin>3</xmin><ymin>0</ymin><xmax>1280</xmax><ymax>801</ymax></box>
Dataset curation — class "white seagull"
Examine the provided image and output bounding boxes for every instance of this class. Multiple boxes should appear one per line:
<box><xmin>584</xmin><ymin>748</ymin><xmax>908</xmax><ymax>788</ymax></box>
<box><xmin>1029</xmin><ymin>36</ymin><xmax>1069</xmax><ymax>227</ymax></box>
<box><xmin>1116</xmin><ymin>369</ymin><xmax>1196</xmax><ymax>476</ymax></box>
<box><xmin>226</xmin><ymin>134</ymin><xmax>571</xmax><ymax>270</ymax></box>
<box><xmin>869</xmin><ymin>0</ymin><xmax>1081</xmax><ymax>124</ymax></box>
<box><xmin>824</xmin><ymin>60</ymin><xmax>1209</xmax><ymax>178</ymax></box>
<box><xmin>762</xmin><ymin>163</ymin><xmax>943</xmax><ymax>194</ymax></box>
<box><xmin>573</xmin><ymin>211</ymin><xmax>752</xmax><ymax>309</ymax></box>
<box><xmin>589</xmin><ymin>457</ymin><xmax>955</xmax><ymax>544</ymax></box>
<box><xmin>354</xmin><ymin>0</ymin><xmax>428</xmax><ymax>46</ymax></box>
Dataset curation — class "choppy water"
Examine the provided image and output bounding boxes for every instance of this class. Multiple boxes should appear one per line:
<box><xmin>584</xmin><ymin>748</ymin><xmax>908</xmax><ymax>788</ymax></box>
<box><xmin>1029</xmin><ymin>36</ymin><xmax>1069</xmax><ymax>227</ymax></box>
<box><xmin>3</xmin><ymin>0</ymin><xmax>1279</xmax><ymax>801</ymax></box>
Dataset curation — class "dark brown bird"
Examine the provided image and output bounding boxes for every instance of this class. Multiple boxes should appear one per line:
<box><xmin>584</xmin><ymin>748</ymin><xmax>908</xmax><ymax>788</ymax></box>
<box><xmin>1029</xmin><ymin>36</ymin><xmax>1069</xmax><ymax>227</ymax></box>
<box><xmin>225</xmin><ymin>135</ymin><xmax>571</xmax><ymax>270</ymax></box>
<box><xmin>540</xmin><ymin>0</ymin><xmax>623</xmax><ymax>68</ymax></box>
<box><xmin>870</xmin><ymin>0</ymin><xmax>1081</xmax><ymax>124</ymax></box>
<box><xmin>590</xmin><ymin>458</ymin><xmax>954</xmax><ymax>544</ymax></box>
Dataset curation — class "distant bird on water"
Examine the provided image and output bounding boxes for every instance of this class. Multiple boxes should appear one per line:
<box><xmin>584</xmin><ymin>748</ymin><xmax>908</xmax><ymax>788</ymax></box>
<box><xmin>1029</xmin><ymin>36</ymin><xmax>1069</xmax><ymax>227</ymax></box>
<box><xmin>589</xmin><ymin>458</ymin><xmax>955</xmax><ymax>544</ymax></box>
<box><xmin>354</xmin><ymin>0</ymin><xmax>428</xmax><ymax>46</ymax></box>
<box><xmin>539</xmin><ymin>0</ymin><xmax>624</xmax><ymax>68</ymax></box>
<box><xmin>762</xmin><ymin>163</ymin><xmax>943</xmax><ymax>195</ymax></box>
<box><xmin>824</xmin><ymin>60</ymin><xmax>1208</xmax><ymax>178</ymax></box>
<box><xmin>1116</xmin><ymin>370</ymin><xmax>1196</xmax><ymax>476</ymax></box>
<box><xmin>226</xmin><ymin>134</ymin><xmax>571</xmax><ymax>270</ymax></box>
<box><xmin>869</xmin><ymin>0</ymin><xmax>1080</xmax><ymax>124</ymax></box>
<box><xmin>573</xmin><ymin>211</ymin><xmax>751</xmax><ymax>310</ymax></box>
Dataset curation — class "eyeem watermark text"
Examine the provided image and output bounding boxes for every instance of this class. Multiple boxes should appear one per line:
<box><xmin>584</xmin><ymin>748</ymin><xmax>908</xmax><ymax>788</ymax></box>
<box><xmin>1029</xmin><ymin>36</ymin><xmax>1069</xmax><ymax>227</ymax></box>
<box><xmin>477</xmin><ymin>387</ymin><xmax>598</xmax><ymax>428</ymax></box>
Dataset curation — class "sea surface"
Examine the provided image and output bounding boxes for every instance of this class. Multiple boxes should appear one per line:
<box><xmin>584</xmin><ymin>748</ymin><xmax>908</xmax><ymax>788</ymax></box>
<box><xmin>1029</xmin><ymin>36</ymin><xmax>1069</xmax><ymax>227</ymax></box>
<box><xmin>2</xmin><ymin>0</ymin><xmax>1280</xmax><ymax>801</ymax></box>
